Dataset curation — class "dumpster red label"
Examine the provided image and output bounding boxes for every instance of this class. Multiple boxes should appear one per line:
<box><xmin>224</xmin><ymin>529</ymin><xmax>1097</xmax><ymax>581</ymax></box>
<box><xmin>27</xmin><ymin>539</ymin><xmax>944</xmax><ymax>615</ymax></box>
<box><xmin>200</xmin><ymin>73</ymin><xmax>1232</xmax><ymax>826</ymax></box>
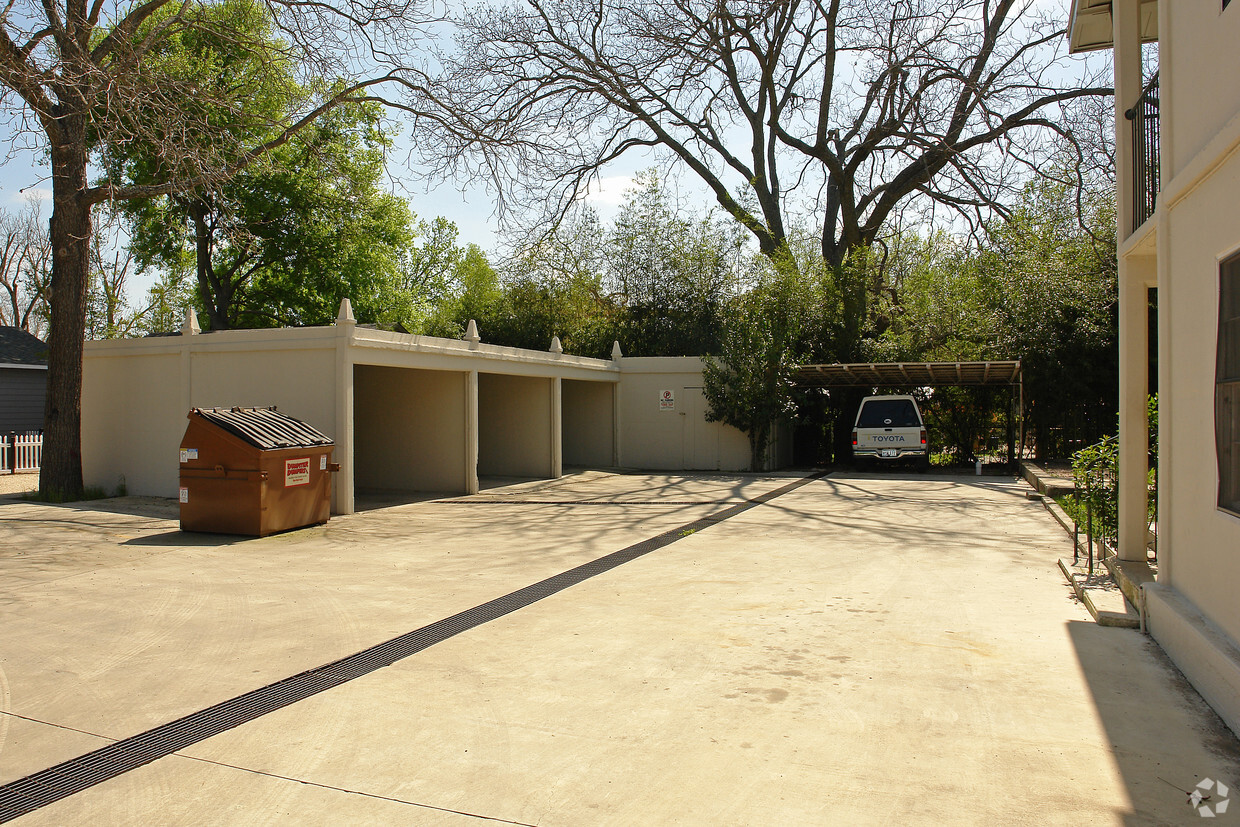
<box><xmin>284</xmin><ymin>458</ymin><xmax>311</xmax><ymax>487</ymax></box>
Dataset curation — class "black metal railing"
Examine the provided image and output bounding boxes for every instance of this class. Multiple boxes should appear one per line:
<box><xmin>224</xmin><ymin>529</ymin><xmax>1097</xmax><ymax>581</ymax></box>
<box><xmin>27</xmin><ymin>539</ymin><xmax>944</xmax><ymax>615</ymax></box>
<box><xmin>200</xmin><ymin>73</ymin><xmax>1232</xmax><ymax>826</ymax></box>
<box><xmin>1125</xmin><ymin>73</ymin><xmax>1160</xmax><ymax>233</ymax></box>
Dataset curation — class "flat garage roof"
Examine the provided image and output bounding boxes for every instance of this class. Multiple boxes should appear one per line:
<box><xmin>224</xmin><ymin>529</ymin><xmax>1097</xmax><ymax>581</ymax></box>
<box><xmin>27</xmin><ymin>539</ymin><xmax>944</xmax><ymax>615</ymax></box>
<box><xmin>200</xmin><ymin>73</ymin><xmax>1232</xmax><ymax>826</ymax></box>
<box><xmin>794</xmin><ymin>361</ymin><xmax>1021</xmax><ymax>389</ymax></box>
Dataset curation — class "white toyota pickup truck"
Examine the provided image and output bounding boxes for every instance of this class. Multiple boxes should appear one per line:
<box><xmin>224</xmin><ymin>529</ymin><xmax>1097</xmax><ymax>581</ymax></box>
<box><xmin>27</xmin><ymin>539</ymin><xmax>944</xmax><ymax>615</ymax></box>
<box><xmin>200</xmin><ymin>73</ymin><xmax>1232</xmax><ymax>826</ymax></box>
<box><xmin>851</xmin><ymin>394</ymin><xmax>929</xmax><ymax>469</ymax></box>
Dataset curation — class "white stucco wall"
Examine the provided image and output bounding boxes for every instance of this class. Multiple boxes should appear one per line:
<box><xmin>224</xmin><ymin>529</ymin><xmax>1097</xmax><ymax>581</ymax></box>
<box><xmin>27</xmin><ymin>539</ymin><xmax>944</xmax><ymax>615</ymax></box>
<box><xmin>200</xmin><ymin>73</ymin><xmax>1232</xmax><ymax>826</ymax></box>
<box><xmin>1163</xmin><ymin>3</ymin><xmax>1240</xmax><ymax>179</ymax></box>
<box><xmin>82</xmin><ymin>325</ymin><xmax>790</xmax><ymax>519</ymax></box>
<box><xmin>1154</xmin><ymin>147</ymin><xmax>1240</xmax><ymax>650</ymax></box>
<box><xmin>1111</xmin><ymin>1</ymin><xmax>1240</xmax><ymax>737</ymax></box>
<box><xmin>82</xmin><ymin>350</ymin><xmax>184</xmax><ymax>497</ymax></box>
<box><xmin>82</xmin><ymin>328</ymin><xmax>338</xmax><ymax>500</ymax></box>
<box><xmin>617</xmin><ymin>357</ymin><xmax>754</xmax><ymax>472</ymax></box>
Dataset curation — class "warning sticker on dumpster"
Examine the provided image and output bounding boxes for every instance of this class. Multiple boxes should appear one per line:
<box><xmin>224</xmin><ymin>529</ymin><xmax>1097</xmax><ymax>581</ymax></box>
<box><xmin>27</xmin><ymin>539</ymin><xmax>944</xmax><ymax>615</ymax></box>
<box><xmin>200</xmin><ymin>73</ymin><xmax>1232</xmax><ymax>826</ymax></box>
<box><xmin>285</xmin><ymin>458</ymin><xmax>311</xmax><ymax>487</ymax></box>
<box><xmin>319</xmin><ymin>454</ymin><xmax>327</xmax><ymax>471</ymax></box>
<box><xmin>179</xmin><ymin>487</ymin><xmax>189</xmax><ymax>503</ymax></box>
<box><xmin>179</xmin><ymin>448</ymin><xmax>198</xmax><ymax>463</ymax></box>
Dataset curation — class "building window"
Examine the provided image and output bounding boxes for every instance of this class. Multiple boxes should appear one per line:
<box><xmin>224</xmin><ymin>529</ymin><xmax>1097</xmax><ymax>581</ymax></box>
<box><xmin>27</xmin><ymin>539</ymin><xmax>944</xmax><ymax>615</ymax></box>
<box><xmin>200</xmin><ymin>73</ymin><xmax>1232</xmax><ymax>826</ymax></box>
<box><xmin>1220</xmin><ymin>254</ymin><xmax>1240</xmax><ymax>515</ymax></box>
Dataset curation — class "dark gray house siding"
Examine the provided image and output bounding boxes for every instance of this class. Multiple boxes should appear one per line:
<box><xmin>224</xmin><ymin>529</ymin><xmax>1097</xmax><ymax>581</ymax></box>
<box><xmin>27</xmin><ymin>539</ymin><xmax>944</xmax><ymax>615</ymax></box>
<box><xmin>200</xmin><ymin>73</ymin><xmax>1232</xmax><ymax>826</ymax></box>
<box><xmin>0</xmin><ymin>367</ymin><xmax>46</xmax><ymax>432</ymax></box>
<box><xmin>0</xmin><ymin>327</ymin><xmax>49</xmax><ymax>433</ymax></box>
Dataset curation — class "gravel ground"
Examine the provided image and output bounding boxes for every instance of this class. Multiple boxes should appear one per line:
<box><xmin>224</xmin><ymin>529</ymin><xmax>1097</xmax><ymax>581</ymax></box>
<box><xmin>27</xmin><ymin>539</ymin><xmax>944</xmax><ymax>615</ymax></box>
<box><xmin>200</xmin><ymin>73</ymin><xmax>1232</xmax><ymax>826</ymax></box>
<box><xmin>0</xmin><ymin>472</ymin><xmax>39</xmax><ymax>496</ymax></box>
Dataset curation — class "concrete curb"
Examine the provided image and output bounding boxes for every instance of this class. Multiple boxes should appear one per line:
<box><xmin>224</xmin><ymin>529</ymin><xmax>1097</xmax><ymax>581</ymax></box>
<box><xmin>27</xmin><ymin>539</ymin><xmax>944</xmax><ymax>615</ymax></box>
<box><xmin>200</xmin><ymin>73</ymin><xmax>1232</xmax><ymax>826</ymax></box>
<box><xmin>1024</xmin><ymin>463</ymin><xmax>1141</xmax><ymax>629</ymax></box>
<box><xmin>1058</xmin><ymin>557</ymin><xmax>1141</xmax><ymax>628</ymax></box>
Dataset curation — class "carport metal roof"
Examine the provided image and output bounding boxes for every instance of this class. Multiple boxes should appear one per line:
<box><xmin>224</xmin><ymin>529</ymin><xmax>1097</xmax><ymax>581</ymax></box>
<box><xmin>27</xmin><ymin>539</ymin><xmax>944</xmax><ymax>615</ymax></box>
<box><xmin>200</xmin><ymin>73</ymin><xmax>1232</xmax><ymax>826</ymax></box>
<box><xmin>793</xmin><ymin>361</ymin><xmax>1021</xmax><ymax>389</ymax></box>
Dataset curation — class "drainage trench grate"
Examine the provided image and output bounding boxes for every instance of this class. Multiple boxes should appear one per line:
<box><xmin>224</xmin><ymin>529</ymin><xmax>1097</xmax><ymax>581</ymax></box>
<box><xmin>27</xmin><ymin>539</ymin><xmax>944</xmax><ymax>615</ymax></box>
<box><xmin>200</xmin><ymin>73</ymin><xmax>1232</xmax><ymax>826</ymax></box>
<box><xmin>0</xmin><ymin>472</ymin><xmax>823</xmax><ymax>822</ymax></box>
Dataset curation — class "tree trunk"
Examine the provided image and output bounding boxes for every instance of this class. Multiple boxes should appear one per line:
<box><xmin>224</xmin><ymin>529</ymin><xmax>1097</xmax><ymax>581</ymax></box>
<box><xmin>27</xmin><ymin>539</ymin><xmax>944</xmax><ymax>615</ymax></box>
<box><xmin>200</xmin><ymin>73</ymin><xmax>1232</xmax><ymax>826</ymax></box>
<box><xmin>749</xmin><ymin>423</ymin><xmax>768</xmax><ymax>473</ymax></box>
<box><xmin>190</xmin><ymin>199</ymin><xmax>231</xmax><ymax>330</ymax></box>
<box><xmin>39</xmin><ymin>121</ymin><xmax>92</xmax><ymax>500</ymax></box>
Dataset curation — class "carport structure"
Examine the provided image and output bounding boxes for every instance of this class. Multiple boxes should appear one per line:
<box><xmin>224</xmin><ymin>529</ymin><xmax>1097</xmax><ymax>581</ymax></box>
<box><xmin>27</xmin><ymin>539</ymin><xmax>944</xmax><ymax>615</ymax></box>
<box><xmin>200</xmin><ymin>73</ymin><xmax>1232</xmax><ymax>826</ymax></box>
<box><xmin>83</xmin><ymin>302</ymin><xmax>621</xmax><ymax>515</ymax></box>
<box><xmin>792</xmin><ymin>361</ymin><xmax>1024</xmax><ymax>459</ymax></box>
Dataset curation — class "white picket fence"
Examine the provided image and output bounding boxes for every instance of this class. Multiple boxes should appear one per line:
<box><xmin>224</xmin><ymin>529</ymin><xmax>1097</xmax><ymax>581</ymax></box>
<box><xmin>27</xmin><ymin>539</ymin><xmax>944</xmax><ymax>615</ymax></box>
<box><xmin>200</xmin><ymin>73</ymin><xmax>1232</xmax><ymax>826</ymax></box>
<box><xmin>0</xmin><ymin>431</ymin><xmax>42</xmax><ymax>474</ymax></box>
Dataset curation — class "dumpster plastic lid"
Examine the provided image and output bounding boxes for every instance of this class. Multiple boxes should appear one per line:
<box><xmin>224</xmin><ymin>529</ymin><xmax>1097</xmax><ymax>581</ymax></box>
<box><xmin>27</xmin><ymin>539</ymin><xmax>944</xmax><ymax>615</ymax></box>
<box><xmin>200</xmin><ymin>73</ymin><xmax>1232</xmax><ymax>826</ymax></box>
<box><xmin>191</xmin><ymin>406</ymin><xmax>334</xmax><ymax>450</ymax></box>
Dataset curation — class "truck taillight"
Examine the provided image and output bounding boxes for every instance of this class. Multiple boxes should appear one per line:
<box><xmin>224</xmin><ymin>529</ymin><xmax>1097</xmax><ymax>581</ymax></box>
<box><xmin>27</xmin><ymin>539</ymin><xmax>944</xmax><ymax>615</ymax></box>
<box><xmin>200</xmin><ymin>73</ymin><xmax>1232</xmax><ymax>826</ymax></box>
<box><xmin>852</xmin><ymin>430</ymin><xmax>858</xmax><ymax>446</ymax></box>
<box><xmin>920</xmin><ymin>429</ymin><xmax>927</xmax><ymax>445</ymax></box>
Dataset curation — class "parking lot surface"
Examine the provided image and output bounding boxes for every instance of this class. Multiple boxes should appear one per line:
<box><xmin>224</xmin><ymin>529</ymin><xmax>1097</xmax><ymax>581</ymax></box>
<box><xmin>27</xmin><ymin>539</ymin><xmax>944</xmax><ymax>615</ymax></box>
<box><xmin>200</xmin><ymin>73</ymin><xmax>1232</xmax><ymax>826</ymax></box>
<box><xmin>1</xmin><ymin>470</ymin><xmax>1238</xmax><ymax>825</ymax></box>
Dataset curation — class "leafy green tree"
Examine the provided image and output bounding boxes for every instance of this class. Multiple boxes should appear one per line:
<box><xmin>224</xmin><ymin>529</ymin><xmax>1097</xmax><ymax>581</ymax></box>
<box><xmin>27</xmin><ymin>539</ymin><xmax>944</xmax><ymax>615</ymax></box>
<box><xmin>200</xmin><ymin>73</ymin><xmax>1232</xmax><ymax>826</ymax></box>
<box><xmin>863</xmin><ymin>178</ymin><xmax>1118</xmax><ymax>460</ymax></box>
<box><xmin>969</xmin><ymin>181</ymin><xmax>1118</xmax><ymax>457</ymax></box>
<box><xmin>605</xmin><ymin>171</ymin><xmax>750</xmax><ymax>356</ymax></box>
<box><xmin>0</xmin><ymin>0</ymin><xmax>434</xmax><ymax>497</ymax></box>
<box><xmin>136</xmin><ymin>268</ymin><xmax>197</xmax><ymax>336</ymax></box>
<box><xmin>703</xmin><ymin>270</ymin><xmax>803</xmax><ymax>471</ymax></box>
<box><xmin>424</xmin><ymin>244</ymin><xmax>503</xmax><ymax>338</ymax></box>
<box><xmin>118</xmin><ymin>51</ymin><xmax>415</xmax><ymax>330</ymax></box>
<box><xmin>482</xmin><ymin>208</ymin><xmax>620</xmax><ymax>357</ymax></box>
<box><xmin>376</xmin><ymin>216</ymin><xmax>470</xmax><ymax>333</ymax></box>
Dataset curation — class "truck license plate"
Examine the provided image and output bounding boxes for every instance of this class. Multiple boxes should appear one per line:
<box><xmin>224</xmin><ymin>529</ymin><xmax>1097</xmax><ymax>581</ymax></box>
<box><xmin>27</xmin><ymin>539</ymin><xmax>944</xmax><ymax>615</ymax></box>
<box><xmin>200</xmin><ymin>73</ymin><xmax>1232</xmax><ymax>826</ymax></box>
<box><xmin>880</xmin><ymin>449</ymin><xmax>898</xmax><ymax>458</ymax></box>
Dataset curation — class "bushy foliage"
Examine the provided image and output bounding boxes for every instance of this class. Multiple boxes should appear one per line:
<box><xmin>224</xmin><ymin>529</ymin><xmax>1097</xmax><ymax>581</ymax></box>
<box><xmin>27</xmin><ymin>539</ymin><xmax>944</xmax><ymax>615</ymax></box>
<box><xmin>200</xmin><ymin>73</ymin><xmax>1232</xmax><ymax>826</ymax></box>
<box><xmin>1068</xmin><ymin>394</ymin><xmax>1159</xmax><ymax>545</ymax></box>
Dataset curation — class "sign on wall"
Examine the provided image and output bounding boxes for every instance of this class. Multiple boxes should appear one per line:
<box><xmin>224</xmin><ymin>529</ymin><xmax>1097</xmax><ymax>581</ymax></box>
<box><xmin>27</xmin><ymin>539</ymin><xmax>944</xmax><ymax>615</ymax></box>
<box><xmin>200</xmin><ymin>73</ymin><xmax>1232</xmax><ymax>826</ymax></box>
<box><xmin>659</xmin><ymin>389</ymin><xmax>676</xmax><ymax>410</ymax></box>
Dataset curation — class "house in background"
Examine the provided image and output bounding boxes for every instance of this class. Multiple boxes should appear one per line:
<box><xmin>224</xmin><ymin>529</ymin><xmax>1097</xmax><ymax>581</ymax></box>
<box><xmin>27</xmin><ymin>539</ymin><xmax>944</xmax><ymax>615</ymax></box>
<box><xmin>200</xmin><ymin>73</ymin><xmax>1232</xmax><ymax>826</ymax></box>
<box><xmin>0</xmin><ymin>326</ymin><xmax>47</xmax><ymax>433</ymax></box>
<box><xmin>1069</xmin><ymin>0</ymin><xmax>1240</xmax><ymax>736</ymax></box>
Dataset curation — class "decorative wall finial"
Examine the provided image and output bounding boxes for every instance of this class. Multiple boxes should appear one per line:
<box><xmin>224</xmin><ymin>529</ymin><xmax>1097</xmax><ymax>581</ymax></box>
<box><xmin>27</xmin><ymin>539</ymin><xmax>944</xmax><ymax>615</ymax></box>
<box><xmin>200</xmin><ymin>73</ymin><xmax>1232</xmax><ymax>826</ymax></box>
<box><xmin>182</xmin><ymin>308</ymin><xmax>201</xmax><ymax>335</ymax></box>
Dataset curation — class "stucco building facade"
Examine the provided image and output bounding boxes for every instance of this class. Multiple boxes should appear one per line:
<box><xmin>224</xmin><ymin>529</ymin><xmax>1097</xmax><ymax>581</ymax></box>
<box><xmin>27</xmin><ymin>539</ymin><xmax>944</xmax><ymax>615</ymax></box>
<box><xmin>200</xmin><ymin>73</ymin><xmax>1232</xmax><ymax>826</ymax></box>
<box><xmin>1070</xmin><ymin>0</ymin><xmax>1240</xmax><ymax>735</ymax></box>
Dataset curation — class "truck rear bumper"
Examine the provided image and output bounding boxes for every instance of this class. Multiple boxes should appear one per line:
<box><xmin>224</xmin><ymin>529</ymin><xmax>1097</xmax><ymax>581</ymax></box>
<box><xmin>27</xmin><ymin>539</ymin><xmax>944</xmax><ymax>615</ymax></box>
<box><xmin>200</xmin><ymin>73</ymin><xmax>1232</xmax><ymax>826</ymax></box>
<box><xmin>853</xmin><ymin>447</ymin><xmax>928</xmax><ymax>460</ymax></box>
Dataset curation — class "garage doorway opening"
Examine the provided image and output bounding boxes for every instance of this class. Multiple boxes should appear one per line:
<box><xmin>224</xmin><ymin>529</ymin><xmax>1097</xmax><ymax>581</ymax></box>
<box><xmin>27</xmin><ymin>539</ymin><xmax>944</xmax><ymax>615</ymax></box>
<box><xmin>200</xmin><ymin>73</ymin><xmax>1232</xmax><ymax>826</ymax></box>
<box><xmin>478</xmin><ymin>372</ymin><xmax>555</xmax><ymax>481</ymax></box>
<box><xmin>353</xmin><ymin>365</ymin><xmax>470</xmax><ymax>502</ymax></box>
<box><xmin>562</xmin><ymin>379</ymin><xmax>616</xmax><ymax>469</ymax></box>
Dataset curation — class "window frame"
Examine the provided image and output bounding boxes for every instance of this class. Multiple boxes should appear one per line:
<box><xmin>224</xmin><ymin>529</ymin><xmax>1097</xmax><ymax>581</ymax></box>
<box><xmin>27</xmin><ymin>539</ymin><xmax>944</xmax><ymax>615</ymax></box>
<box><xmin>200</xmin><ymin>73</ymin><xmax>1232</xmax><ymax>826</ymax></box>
<box><xmin>1218</xmin><ymin>253</ymin><xmax>1240</xmax><ymax>517</ymax></box>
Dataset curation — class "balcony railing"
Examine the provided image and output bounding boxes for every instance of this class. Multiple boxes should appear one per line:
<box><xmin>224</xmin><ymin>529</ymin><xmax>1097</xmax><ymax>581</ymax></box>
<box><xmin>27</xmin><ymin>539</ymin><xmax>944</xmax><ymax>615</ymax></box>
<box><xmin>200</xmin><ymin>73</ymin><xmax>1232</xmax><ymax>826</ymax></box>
<box><xmin>1125</xmin><ymin>73</ymin><xmax>1160</xmax><ymax>233</ymax></box>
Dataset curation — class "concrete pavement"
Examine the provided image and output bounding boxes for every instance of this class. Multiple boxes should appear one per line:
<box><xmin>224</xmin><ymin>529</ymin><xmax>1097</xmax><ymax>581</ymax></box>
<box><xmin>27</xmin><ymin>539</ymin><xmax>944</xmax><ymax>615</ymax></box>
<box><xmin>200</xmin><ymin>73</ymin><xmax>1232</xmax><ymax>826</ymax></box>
<box><xmin>1</xmin><ymin>470</ymin><xmax>1238</xmax><ymax>825</ymax></box>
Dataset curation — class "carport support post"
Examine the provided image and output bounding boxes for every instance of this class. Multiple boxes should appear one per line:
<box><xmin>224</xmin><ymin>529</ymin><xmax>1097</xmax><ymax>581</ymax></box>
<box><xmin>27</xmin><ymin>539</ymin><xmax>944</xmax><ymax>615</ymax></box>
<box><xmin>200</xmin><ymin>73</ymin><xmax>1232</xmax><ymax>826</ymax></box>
<box><xmin>1118</xmin><ymin>257</ymin><xmax>1154</xmax><ymax>563</ymax></box>
<box><xmin>334</xmin><ymin>300</ymin><xmax>356</xmax><ymax>515</ymax></box>
<box><xmin>466</xmin><ymin>369</ymin><xmax>479</xmax><ymax>494</ymax></box>
<box><xmin>1006</xmin><ymin>384</ymin><xmax>1015</xmax><ymax>467</ymax></box>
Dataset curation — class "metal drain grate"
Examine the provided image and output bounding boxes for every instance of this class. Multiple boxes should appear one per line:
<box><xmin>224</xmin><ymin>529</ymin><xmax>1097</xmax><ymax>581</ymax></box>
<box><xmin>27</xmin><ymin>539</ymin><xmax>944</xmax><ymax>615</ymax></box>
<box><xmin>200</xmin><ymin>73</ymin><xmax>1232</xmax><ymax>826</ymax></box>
<box><xmin>0</xmin><ymin>472</ymin><xmax>823</xmax><ymax>822</ymax></box>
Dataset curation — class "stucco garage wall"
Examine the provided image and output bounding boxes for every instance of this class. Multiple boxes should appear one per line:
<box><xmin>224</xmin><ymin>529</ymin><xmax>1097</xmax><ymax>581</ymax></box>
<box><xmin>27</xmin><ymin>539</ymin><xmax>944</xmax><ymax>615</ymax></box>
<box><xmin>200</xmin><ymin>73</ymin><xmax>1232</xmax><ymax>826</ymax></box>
<box><xmin>187</xmin><ymin>348</ymin><xmax>336</xmax><ymax>436</ymax></box>
<box><xmin>618</xmin><ymin>357</ymin><xmax>751</xmax><ymax>471</ymax></box>
<box><xmin>353</xmin><ymin>365</ymin><xmax>468</xmax><ymax>493</ymax></box>
<box><xmin>562</xmin><ymin>379</ymin><xmax>614</xmax><ymax>468</ymax></box>
<box><xmin>83</xmin><ymin>331</ymin><xmax>338</xmax><ymax>500</ymax></box>
<box><xmin>478</xmin><ymin>373</ymin><xmax>553</xmax><ymax>478</ymax></box>
<box><xmin>82</xmin><ymin>350</ymin><xmax>184</xmax><ymax>497</ymax></box>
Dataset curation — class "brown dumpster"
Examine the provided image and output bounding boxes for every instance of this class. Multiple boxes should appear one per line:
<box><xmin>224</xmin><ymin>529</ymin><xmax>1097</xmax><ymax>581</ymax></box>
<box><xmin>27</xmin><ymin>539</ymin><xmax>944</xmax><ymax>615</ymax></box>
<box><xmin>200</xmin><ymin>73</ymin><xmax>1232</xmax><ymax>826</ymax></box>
<box><xmin>179</xmin><ymin>406</ymin><xmax>340</xmax><ymax>536</ymax></box>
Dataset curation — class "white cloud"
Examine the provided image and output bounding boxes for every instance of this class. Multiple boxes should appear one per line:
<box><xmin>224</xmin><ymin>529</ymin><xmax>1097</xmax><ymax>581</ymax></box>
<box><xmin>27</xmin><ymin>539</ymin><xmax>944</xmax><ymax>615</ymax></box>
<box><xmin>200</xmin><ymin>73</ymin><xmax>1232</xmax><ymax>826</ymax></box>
<box><xmin>12</xmin><ymin>187</ymin><xmax>51</xmax><ymax>206</ymax></box>
<box><xmin>581</xmin><ymin>175</ymin><xmax>636</xmax><ymax>208</ymax></box>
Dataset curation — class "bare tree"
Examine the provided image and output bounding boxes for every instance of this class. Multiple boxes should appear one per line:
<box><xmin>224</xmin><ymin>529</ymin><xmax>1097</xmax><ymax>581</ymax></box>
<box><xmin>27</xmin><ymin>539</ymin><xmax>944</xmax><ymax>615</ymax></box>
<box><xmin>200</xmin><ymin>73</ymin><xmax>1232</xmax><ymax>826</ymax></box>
<box><xmin>434</xmin><ymin>0</ymin><xmax>1111</xmax><ymax>359</ymax></box>
<box><xmin>0</xmin><ymin>198</ymin><xmax>51</xmax><ymax>336</ymax></box>
<box><xmin>85</xmin><ymin>208</ymin><xmax>151</xmax><ymax>339</ymax></box>
<box><xmin>0</xmin><ymin>0</ymin><xmax>435</xmax><ymax>496</ymax></box>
